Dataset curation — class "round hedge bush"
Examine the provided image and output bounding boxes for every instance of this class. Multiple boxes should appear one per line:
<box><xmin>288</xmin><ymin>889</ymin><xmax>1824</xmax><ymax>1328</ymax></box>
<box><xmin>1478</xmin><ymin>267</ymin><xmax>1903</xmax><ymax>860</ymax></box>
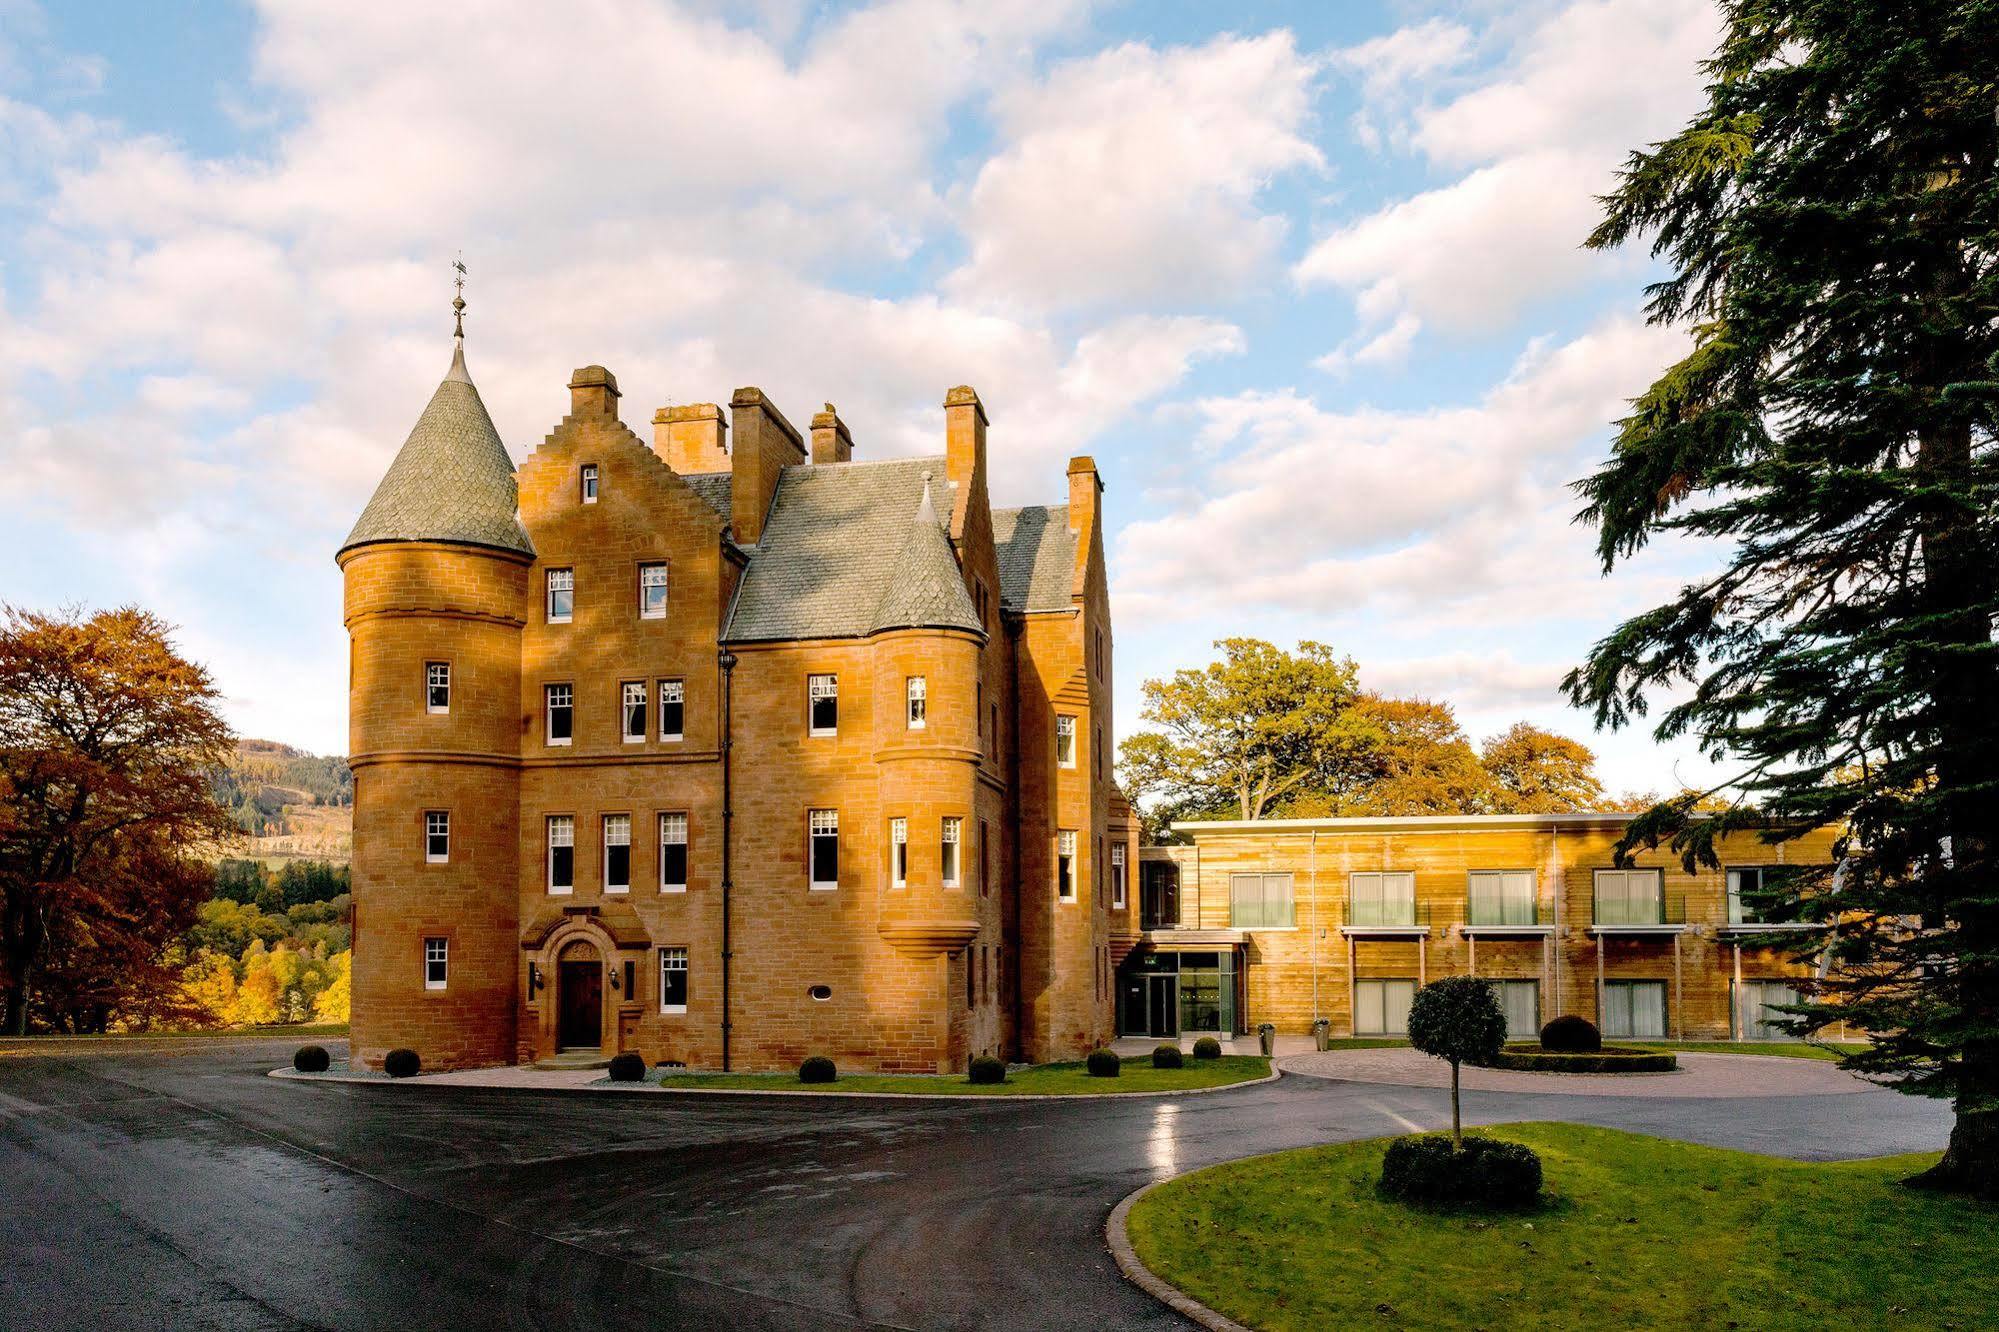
<box><xmin>383</xmin><ymin>1048</ymin><xmax>421</xmax><ymax>1078</ymax></box>
<box><xmin>608</xmin><ymin>1052</ymin><xmax>647</xmax><ymax>1082</ymax></box>
<box><xmin>1192</xmin><ymin>1036</ymin><xmax>1222</xmax><ymax>1060</ymax></box>
<box><xmin>1152</xmin><ymin>1043</ymin><xmax>1184</xmax><ymax>1070</ymax></box>
<box><xmin>292</xmin><ymin>1044</ymin><xmax>330</xmax><ymax>1074</ymax></box>
<box><xmin>1539</xmin><ymin>1014</ymin><xmax>1602</xmax><ymax>1053</ymax></box>
<box><xmin>1379</xmin><ymin>1134</ymin><xmax>1542</xmax><ymax>1209</ymax></box>
<box><xmin>968</xmin><ymin>1054</ymin><xmax>1007</xmax><ymax>1085</ymax></box>
<box><xmin>1086</xmin><ymin>1049</ymin><xmax>1121</xmax><ymax>1078</ymax></box>
<box><xmin>1488</xmin><ymin>1044</ymin><xmax>1677</xmax><ymax>1073</ymax></box>
<box><xmin>799</xmin><ymin>1055</ymin><xmax>837</xmax><ymax>1084</ymax></box>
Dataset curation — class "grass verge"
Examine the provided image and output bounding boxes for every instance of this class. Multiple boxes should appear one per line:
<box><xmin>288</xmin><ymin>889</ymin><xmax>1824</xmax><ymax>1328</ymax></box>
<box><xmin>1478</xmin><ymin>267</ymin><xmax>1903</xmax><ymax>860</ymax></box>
<box><xmin>1632</xmin><ymin>1040</ymin><xmax>1866</xmax><ymax>1062</ymax></box>
<box><xmin>1126</xmin><ymin>1124</ymin><xmax>1989</xmax><ymax>1331</ymax></box>
<box><xmin>659</xmin><ymin>1055</ymin><xmax>1270</xmax><ymax>1095</ymax></box>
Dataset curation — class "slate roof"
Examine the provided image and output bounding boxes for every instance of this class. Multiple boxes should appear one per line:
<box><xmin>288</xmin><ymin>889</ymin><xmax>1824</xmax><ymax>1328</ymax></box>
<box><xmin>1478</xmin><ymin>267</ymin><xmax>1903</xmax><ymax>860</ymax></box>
<box><xmin>991</xmin><ymin>505</ymin><xmax>1075</xmax><ymax>612</ymax></box>
<box><xmin>869</xmin><ymin>475</ymin><xmax>984</xmax><ymax>635</ymax></box>
<box><xmin>725</xmin><ymin>456</ymin><xmax>981</xmax><ymax>641</ymax></box>
<box><xmin>340</xmin><ymin>343</ymin><xmax>534</xmax><ymax>558</ymax></box>
<box><xmin>680</xmin><ymin>470</ymin><xmax>732</xmax><ymax>520</ymax></box>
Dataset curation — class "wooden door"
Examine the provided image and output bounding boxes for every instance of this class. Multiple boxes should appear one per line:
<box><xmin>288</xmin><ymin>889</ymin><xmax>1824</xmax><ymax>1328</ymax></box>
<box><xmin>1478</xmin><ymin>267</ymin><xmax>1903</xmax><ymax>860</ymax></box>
<box><xmin>558</xmin><ymin>960</ymin><xmax>602</xmax><ymax>1050</ymax></box>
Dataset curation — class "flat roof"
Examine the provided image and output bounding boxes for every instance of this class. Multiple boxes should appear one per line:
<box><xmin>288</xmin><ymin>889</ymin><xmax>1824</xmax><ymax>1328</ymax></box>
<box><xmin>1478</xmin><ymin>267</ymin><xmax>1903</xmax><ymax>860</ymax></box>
<box><xmin>1169</xmin><ymin>812</ymin><xmax>1646</xmax><ymax>835</ymax></box>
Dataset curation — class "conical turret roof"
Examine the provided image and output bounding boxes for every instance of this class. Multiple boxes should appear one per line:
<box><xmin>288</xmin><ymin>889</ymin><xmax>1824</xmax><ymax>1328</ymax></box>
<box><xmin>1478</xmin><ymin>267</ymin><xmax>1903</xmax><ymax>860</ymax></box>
<box><xmin>339</xmin><ymin>342</ymin><xmax>534</xmax><ymax>558</ymax></box>
<box><xmin>869</xmin><ymin>472</ymin><xmax>982</xmax><ymax>635</ymax></box>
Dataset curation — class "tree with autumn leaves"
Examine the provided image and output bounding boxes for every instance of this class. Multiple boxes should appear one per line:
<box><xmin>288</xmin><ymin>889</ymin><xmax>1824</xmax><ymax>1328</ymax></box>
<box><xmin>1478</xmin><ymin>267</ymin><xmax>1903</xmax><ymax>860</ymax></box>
<box><xmin>0</xmin><ymin>606</ymin><xmax>235</xmax><ymax>1034</ymax></box>
<box><xmin>1118</xmin><ymin>638</ymin><xmax>1624</xmax><ymax>838</ymax></box>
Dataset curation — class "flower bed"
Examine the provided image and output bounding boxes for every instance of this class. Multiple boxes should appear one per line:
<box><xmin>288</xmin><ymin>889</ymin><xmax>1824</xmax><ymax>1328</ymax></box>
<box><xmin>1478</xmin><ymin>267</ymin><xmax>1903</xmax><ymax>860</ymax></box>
<box><xmin>1484</xmin><ymin>1043</ymin><xmax>1677</xmax><ymax>1073</ymax></box>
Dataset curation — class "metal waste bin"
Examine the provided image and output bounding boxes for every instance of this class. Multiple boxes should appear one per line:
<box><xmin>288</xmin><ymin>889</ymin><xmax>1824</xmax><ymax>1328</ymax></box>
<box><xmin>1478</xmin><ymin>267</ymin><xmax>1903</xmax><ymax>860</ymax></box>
<box><xmin>1257</xmin><ymin>1022</ymin><xmax>1276</xmax><ymax>1057</ymax></box>
<box><xmin>1312</xmin><ymin>1018</ymin><xmax>1332</xmax><ymax>1052</ymax></box>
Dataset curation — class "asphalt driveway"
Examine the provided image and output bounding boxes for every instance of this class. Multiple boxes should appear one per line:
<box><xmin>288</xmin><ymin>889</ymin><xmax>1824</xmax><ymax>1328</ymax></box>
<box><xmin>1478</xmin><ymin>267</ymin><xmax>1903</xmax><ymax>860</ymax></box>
<box><xmin>0</xmin><ymin>1037</ymin><xmax>1953</xmax><ymax>1331</ymax></box>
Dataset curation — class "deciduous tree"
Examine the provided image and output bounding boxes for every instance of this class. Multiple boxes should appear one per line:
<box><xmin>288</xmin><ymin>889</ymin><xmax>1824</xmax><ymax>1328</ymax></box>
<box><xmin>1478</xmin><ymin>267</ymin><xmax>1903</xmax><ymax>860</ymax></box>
<box><xmin>1568</xmin><ymin>2</ymin><xmax>1999</xmax><ymax>1196</ymax></box>
<box><xmin>0</xmin><ymin>606</ymin><xmax>235</xmax><ymax>1033</ymax></box>
<box><xmin>1482</xmin><ymin>722</ymin><xmax>1607</xmax><ymax>814</ymax></box>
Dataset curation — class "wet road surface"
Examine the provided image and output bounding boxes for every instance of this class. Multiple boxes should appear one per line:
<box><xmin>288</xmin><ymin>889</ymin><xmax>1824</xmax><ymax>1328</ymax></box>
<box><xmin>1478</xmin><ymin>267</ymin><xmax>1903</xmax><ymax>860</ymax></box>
<box><xmin>0</xmin><ymin>1037</ymin><xmax>1951</xmax><ymax>1330</ymax></box>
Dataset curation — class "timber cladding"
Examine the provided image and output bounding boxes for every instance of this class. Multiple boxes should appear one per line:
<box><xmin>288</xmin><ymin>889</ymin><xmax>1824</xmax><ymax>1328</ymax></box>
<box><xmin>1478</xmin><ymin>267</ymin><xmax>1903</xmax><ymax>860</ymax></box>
<box><xmin>1145</xmin><ymin>818</ymin><xmax>1846</xmax><ymax>1042</ymax></box>
<box><xmin>341</xmin><ymin>361</ymin><xmax>1127</xmax><ymax>1073</ymax></box>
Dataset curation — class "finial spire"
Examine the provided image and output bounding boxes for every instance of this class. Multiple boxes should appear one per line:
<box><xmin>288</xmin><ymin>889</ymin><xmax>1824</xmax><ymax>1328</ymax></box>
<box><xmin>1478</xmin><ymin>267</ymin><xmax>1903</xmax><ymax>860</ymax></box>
<box><xmin>452</xmin><ymin>252</ymin><xmax>468</xmax><ymax>341</ymax></box>
<box><xmin>916</xmin><ymin>470</ymin><xmax>939</xmax><ymax>525</ymax></box>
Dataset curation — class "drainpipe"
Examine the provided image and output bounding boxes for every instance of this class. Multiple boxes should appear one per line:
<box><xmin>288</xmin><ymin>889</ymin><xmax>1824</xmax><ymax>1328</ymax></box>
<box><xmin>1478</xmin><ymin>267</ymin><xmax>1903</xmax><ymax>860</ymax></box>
<box><xmin>718</xmin><ymin>648</ymin><xmax>738</xmax><ymax>1071</ymax></box>
<box><xmin>1309</xmin><ymin>829</ymin><xmax>1320</xmax><ymax>1024</ymax></box>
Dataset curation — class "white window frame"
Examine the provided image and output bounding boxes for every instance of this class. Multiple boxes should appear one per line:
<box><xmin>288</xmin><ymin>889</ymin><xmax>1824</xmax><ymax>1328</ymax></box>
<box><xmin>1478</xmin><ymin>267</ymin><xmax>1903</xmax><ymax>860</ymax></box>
<box><xmin>424</xmin><ymin>810</ymin><xmax>450</xmax><ymax>865</ymax></box>
<box><xmin>941</xmin><ymin>817</ymin><xmax>962</xmax><ymax>888</ymax></box>
<box><xmin>1468</xmin><ymin>870</ymin><xmax>1538</xmax><ymax>926</ymax></box>
<box><xmin>1349</xmin><ymin>871</ymin><xmax>1416</xmax><ymax>927</ymax></box>
<box><xmin>906</xmin><ymin>676</ymin><xmax>927</xmax><ymax>730</ymax></box>
<box><xmin>1055</xmin><ymin>715</ymin><xmax>1076</xmax><ymax>768</ymax></box>
<box><xmin>1110</xmin><ymin>843</ymin><xmax>1127</xmax><ymax>909</ymax></box>
<box><xmin>659</xmin><ymin>946</ymin><xmax>688</xmax><ymax>1014</ymax></box>
<box><xmin>545</xmin><ymin>682</ymin><xmax>573</xmax><ymax>746</ymax></box>
<box><xmin>809</xmin><ymin>808</ymin><xmax>839</xmax><ymax>890</ymax></box>
<box><xmin>1056</xmin><ymin>830</ymin><xmax>1077</xmax><ymax>901</ymax></box>
<box><xmin>889</xmin><ymin>817</ymin><xmax>909</xmax><ymax>888</ymax></box>
<box><xmin>603</xmin><ymin>814</ymin><xmax>631</xmax><ymax>894</ymax></box>
<box><xmin>808</xmin><ymin>674</ymin><xmax>838</xmax><ymax>737</ymax></box>
<box><xmin>426</xmin><ymin>661</ymin><xmax>450</xmax><ymax>714</ymax></box>
<box><xmin>658</xmin><ymin>812</ymin><xmax>689</xmax><ymax>892</ymax></box>
<box><xmin>639</xmin><ymin>562</ymin><xmax>668</xmax><ymax>620</ymax></box>
<box><xmin>580</xmin><ymin>463</ymin><xmax>599</xmax><ymax>504</ymax></box>
<box><xmin>547</xmin><ymin>815</ymin><xmax>575</xmax><ymax>895</ymax></box>
<box><xmin>424</xmin><ymin>937</ymin><xmax>448</xmax><ymax>991</ymax></box>
<box><xmin>658</xmin><ymin>678</ymin><xmax>685</xmax><ymax>742</ymax></box>
<box><xmin>622</xmin><ymin>681</ymin><xmax>647</xmax><ymax>744</ymax></box>
<box><xmin>546</xmin><ymin>568</ymin><xmax>574</xmax><ymax>624</ymax></box>
<box><xmin>1594</xmin><ymin>868</ymin><xmax>1666</xmax><ymax>926</ymax></box>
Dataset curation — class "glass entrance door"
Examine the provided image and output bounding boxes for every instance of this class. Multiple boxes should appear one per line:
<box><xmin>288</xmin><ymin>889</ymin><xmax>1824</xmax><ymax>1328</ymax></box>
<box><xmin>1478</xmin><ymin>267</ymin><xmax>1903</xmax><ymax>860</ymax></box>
<box><xmin>1147</xmin><ymin>974</ymin><xmax>1179</xmax><ymax>1038</ymax></box>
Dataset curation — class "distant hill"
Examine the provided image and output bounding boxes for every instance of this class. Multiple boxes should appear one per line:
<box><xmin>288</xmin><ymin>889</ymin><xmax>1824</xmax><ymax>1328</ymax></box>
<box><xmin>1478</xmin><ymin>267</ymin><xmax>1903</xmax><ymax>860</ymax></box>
<box><xmin>211</xmin><ymin>740</ymin><xmax>352</xmax><ymax>864</ymax></box>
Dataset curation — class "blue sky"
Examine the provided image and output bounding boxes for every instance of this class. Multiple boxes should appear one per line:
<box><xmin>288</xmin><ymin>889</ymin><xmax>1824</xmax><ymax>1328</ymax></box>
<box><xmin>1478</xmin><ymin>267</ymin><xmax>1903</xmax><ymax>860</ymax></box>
<box><xmin>0</xmin><ymin>0</ymin><xmax>1729</xmax><ymax>796</ymax></box>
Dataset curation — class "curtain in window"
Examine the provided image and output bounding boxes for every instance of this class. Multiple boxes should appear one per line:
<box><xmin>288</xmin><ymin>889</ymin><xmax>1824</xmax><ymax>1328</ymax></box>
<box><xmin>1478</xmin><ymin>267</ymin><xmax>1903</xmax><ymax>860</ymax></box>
<box><xmin>1603</xmin><ymin>981</ymin><xmax>1666</xmax><ymax>1038</ymax></box>
<box><xmin>1351</xmin><ymin>873</ymin><xmax>1415</xmax><ymax>926</ymax></box>
<box><xmin>1355</xmin><ymin>979</ymin><xmax>1415</xmax><ymax>1035</ymax></box>
<box><xmin>1596</xmin><ymin>871</ymin><xmax>1664</xmax><ymax>925</ymax></box>
<box><xmin>1469</xmin><ymin>871</ymin><xmax>1536</xmax><ymax>925</ymax></box>
<box><xmin>1740</xmin><ymin>981</ymin><xmax>1800</xmax><ymax>1040</ymax></box>
<box><xmin>1231</xmin><ymin>874</ymin><xmax>1294</xmax><ymax>928</ymax></box>
<box><xmin>1493</xmin><ymin>980</ymin><xmax>1539</xmax><ymax>1039</ymax></box>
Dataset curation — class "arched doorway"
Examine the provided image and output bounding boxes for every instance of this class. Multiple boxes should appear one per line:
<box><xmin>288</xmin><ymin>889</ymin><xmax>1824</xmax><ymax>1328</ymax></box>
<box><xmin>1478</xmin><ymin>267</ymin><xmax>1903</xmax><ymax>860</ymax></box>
<box><xmin>556</xmin><ymin>939</ymin><xmax>603</xmax><ymax>1051</ymax></box>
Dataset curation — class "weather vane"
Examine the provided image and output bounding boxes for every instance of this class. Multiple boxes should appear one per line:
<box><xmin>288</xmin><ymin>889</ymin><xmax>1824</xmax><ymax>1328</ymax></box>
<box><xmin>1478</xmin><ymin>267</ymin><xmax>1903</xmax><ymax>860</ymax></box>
<box><xmin>452</xmin><ymin>252</ymin><xmax>467</xmax><ymax>340</ymax></box>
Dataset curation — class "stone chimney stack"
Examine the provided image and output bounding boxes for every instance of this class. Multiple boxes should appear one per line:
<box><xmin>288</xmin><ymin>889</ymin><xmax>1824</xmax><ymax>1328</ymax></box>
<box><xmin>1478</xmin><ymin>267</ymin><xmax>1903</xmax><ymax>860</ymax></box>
<box><xmin>810</xmin><ymin>403</ymin><xmax>854</xmax><ymax>464</ymax></box>
<box><xmin>653</xmin><ymin>403</ymin><xmax>730</xmax><ymax>473</ymax></box>
<box><xmin>730</xmin><ymin>387</ymin><xmax>806</xmax><ymax>546</ymax></box>
<box><xmin>942</xmin><ymin>385</ymin><xmax>987</xmax><ymax>541</ymax></box>
<box><xmin>568</xmin><ymin>365</ymin><xmax>621</xmax><ymax>419</ymax></box>
<box><xmin>1067</xmin><ymin>455</ymin><xmax>1101</xmax><ymax>594</ymax></box>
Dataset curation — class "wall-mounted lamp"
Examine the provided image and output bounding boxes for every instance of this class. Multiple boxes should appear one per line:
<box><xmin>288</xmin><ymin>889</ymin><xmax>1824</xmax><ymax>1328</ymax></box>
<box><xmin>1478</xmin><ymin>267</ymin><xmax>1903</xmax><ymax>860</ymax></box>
<box><xmin>608</xmin><ymin>964</ymin><xmax>621</xmax><ymax>993</ymax></box>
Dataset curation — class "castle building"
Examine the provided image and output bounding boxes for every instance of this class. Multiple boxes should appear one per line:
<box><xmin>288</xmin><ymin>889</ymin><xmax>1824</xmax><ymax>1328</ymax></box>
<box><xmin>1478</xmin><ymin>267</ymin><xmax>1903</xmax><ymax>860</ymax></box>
<box><xmin>338</xmin><ymin>330</ymin><xmax>1138</xmax><ymax>1073</ymax></box>
<box><xmin>1131</xmin><ymin>815</ymin><xmax>1845</xmax><ymax>1043</ymax></box>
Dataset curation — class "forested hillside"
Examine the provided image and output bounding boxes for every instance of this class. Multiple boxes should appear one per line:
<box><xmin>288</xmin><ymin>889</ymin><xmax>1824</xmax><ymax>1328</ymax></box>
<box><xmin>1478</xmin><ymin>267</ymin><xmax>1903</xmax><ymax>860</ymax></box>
<box><xmin>210</xmin><ymin>739</ymin><xmax>353</xmax><ymax>861</ymax></box>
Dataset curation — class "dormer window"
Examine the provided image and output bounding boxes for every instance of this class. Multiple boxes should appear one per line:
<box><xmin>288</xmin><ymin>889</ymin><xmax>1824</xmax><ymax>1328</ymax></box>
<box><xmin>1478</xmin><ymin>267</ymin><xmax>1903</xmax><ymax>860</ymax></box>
<box><xmin>546</xmin><ymin>568</ymin><xmax>574</xmax><ymax>624</ymax></box>
<box><xmin>808</xmin><ymin>674</ymin><xmax>838</xmax><ymax>736</ymax></box>
<box><xmin>580</xmin><ymin>464</ymin><xmax>599</xmax><ymax>503</ymax></box>
<box><xmin>906</xmin><ymin>676</ymin><xmax>927</xmax><ymax>730</ymax></box>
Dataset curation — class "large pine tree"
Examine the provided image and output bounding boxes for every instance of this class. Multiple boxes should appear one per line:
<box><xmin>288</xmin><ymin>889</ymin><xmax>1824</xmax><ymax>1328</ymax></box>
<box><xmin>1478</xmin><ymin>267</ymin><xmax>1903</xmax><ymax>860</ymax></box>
<box><xmin>1569</xmin><ymin>1</ymin><xmax>1999</xmax><ymax>1194</ymax></box>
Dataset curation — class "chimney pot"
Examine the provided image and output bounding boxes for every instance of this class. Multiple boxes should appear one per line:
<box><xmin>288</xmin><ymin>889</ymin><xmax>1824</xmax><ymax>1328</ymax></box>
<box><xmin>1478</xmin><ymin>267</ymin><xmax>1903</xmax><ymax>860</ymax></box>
<box><xmin>568</xmin><ymin>365</ymin><xmax>621</xmax><ymax>419</ymax></box>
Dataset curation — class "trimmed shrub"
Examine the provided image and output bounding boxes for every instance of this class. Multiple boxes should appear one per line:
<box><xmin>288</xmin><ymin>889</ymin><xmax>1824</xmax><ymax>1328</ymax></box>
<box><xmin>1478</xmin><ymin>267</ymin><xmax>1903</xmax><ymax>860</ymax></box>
<box><xmin>1152</xmin><ymin>1044</ymin><xmax>1184</xmax><ymax>1070</ymax></box>
<box><xmin>1086</xmin><ymin>1049</ymin><xmax>1121</xmax><ymax>1078</ymax></box>
<box><xmin>799</xmin><ymin>1055</ymin><xmax>837</xmax><ymax>1084</ymax></box>
<box><xmin>1379</xmin><ymin>1134</ymin><xmax>1543</xmax><ymax>1209</ymax></box>
<box><xmin>292</xmin><ymin>1045</ymin><xmax>330</xmax><ymax>1074</ymax></box>
<box><xmin>1192</xmin><ymin>1036</ymin><xmax>1223</xmax><ymax>1060</ymax></box>
<box><xmin>383</xmin><ymin>1048</ymin><xmax>421</xmax><ymax>1078</ymax></box>
<box><xmin>1539</xmin><ymin>1014</ymin><xmax>1602</xmax><ymax>1053</ymax></box>
<box><xmin>968</xmin><ymin>1055</ymin><xmax>1007</xmax><ymax>1085</ymax></box>
<box><xmin>608</xmin><ymin>1052</ymin><xmax>647</xmax><ymax>1082</ymax></box>
<box><xmin>1489</xmin><ymin>1044</ymin><xmax>1677</xmax><ymax>1074</ymax></box>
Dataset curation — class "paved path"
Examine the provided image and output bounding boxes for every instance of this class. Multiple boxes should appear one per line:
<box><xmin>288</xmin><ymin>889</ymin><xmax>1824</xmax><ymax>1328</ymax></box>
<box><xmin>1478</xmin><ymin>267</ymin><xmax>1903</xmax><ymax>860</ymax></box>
<box><xmin>1281</xmin><ymin>1046</ymin><xmax>1878</xmax><ymax>1097</ymax></box>
<box><xmin>0</xmin><ymin>1036</ymin><xmax>1951</xmax><ymax>1331</ymax></box>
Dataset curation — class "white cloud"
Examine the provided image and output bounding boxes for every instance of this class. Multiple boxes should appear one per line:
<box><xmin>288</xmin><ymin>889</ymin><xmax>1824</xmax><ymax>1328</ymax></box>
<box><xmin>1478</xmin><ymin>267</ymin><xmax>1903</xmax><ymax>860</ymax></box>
<box><xmin>1113</xmin><ymin>316</ymin><xmax>1689</xmax><ymax>622</ymax></box>
<box><xmin>1314</xmin><ymin>311</ymin><xmax>1421</xmax><ymax>375</ymax></box>
<box><xmin>1300</xmin><ymin>0</ymin><xmax>1717</xmax><ymax>346</ymax></box>
<box><xmin>949</xmin><ymin>31</ymin><xmax>1324</xmax><ymax>312</ymax></box>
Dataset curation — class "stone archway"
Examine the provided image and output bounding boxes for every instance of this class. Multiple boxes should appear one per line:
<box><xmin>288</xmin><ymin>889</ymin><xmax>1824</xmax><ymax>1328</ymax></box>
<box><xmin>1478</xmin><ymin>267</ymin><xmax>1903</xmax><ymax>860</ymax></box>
<box><xmin>555</xmin><ymin>938</ymin><xmax>604</xmax><ymax>1052</ymax></box>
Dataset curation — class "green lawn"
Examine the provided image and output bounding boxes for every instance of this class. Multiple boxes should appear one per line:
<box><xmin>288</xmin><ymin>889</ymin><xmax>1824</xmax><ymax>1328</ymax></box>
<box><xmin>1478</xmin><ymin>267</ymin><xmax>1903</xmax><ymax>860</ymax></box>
<box><xmin>659</xmin><ymin>1055</ymin><xmax>1270</xmax><ymax>1095</ymax></box>
<box><xmin>1633</xmin><ymin>1040</ymin><xmax>1867</xmax><ymax>1062</ymax></box>
<box><xmin>1127</xmin><ymin>1124</ymin><xmax>1992</xmax><ymax>1331</ymax></box>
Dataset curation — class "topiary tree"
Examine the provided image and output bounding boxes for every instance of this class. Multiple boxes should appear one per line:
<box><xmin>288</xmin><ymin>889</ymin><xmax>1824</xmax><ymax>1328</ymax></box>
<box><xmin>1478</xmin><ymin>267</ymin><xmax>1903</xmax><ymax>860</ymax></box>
<box><xmin>608</xmin><ymin>1052</ymin><xmax>646</xmax><ymax>1082</ymax></box>
<box><xmin>1539</xmin><ymin>1014</ymin><xmax>1601</xmax><ymax>1054</ymax></box>
<box><xmin>1152</xmin><ymin>1043</ymin><xmax>1184</xmax><ymax>1070</ymax></box>
<box><xmin>798</xmin><ymin>1055</ymin><xmax>836</xmax><ymax>1084</ymax></box>
<box><xmin>967</xmin><ymin>1054</ymin><xmax>1007</xmax><ymax>1085</ymax></box>
<box><xmin>1086</xmin><ymin>1049</ymin><xmax>1120</xmax><ymax>1078</ymax></box>
<box><xmin>1192</xmin><ymin>1036</ymin><xmax>1222</xmax><ymax>1060</ymax></box>
<box><xmin>1407</xmin><ymin>977</ymin><xmax>1506</xmax><ymax>1147</ymax></box>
